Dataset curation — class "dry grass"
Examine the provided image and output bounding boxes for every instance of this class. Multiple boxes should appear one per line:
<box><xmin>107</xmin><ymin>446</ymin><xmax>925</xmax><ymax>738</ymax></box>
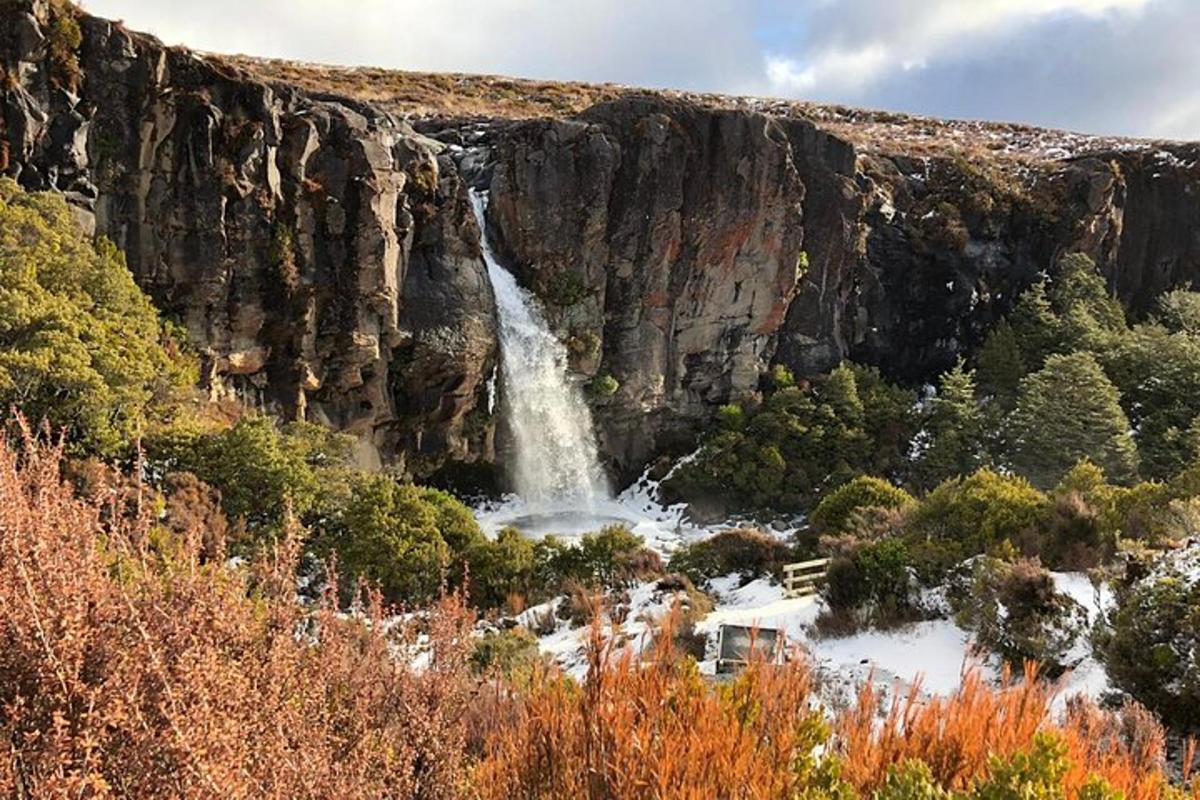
<box><xmin>472</xmin><ymin>617</ymin><xmax>837</xmax><ymax>799</ymax></box>
<box><xmin>208</xmin><ymin>56</ymin><xmax>1183</xmax><ymax>168</ymax></box>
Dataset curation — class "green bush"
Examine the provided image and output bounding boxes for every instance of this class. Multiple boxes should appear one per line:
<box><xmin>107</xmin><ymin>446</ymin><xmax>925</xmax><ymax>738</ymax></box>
<box><xmin>587</xmin><ymin>374</ymin><xmax>620</xmax><ymax>398</ymax></box>
<box><xmin>148</xmin><ymin>417</ymin><xmax>356</xmax><ymax>540</ymax></box>
<box><xmin>973</xmin><ymin>733</ymin><xmax>1076</xmax><ymax>800</ymax></box>
<box><xmin>0</xmin><ymin>180</ymin><xmax>195</xmax><ymax>456</ymax></box>
<box><xmin>1102</xmin><ymin>548</ymin><xmax>1200</xmax><ymax>727</ymax></box>
<box><xmin>470</xmin><ymin>628</ymin><xmax>542</xmax><ymax>678</ymax></box>
<box><xmin>908</xmin><ymin>469</ymin><xmax>1047</xmax><ymax>557</ymax></box>
<box><xmin>668</xmin><ymin>529</ymin><xmax>792</xmax><ymax>585</ymax></box>
<box><xmin>768</xmin><ymin>363</ymin><xmax>795</xmax><ymax>390</ymax></box>
<box><xmin>537</xmin><ymin>525</ymin><xmax>663</xmax><ymax>591</ymax></box>
<box><xmin>822</xmin><ymin>537</ymin><xmax>917</xmax><ymax>624</ymax></box>
<box><xmin>875</xmin><ymin>760</ymin><xmax>950</xmax><ymax>800</ymax></box>
<box><xmin>322</xmin><ymin>474</ymin><xmax>487</xmax><ymax>606</ymax></box>
<box><xmin>810</xmin><ymin>476</ymin><xmax>915</xmax><ymax>535</ymax></box>
<box><xmin>716</xmin><ymin>403</ymin><xmax>746</xmax><ymax>432</ymax></box>
<box><xmin>465</xmin><ymin>527</ymin><xmax>537</xmax><ymax>611</ymax></box>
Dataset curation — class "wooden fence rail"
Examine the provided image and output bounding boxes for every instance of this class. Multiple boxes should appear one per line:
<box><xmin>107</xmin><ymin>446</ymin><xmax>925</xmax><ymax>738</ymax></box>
<box><xmin>782</xmin><ymin>557</ymin><xmax>830</xmax><ymax>599</ymax></box>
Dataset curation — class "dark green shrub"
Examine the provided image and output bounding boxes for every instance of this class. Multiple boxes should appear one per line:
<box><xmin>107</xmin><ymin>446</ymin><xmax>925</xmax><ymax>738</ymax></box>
<box><xmin>668</xmin><ymin>529</ymin><xmax>792</xmax><ymax>585</ymax></box>
<box><xmin>1102</xmin><ymin>548</ymin><xmax>1200</xmax><ymax>727</ymax></box>
<box><xmin>470</xmin><ymin>628</ymin><xmax>542</xmax><ymax>678</ymax></box>
<box><xmin>821</xmin><ymin>537</ymin><xmax>917</xmax><ymax>626</ymax></box>
<box><xmin>716</xmin><ymin>403</ymin><xmax>746</xmax><ymax>431</ymax></box>
<box><xmin>465</xmin><ymin>527</ymin><xmax>537</xmax><ymax>611</ymax></box>
<box><xmin>953</xmin><ymin>556</ymin><xmax>1088</xmax><ymax>675</ymax></box>
<box><xmin>810</xmin><ymin>476</ymin><xmax>915</xmax><ymax>535</ymax></box>
<box><xmin>323</xmin><ymin>474</ymin><xmax>485</xmax><ymax>605</ymax></box>
<box><xmin>147</xmin><ymin>417</ymin><xmax>356</xmax><ymax>541</ymax></box>
<box><xmin>663</xmin><ymin>363</ymin><xmax>917</xmax><ymax>514</ymax></box>
<box><xmin>537</xmin><ymin>525</ymin><xmax>663</xmax><ymax>591</ymax></box>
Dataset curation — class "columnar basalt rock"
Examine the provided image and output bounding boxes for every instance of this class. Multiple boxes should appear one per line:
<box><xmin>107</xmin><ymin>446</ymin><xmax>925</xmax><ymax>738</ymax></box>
<box><xmin>483</xmin><ymin>98</ymin><xmax>807</xmax><ymax>476</ymax></box>
<box><xmin>1</xmin><ymin>0</ymin><xmax>498</xmax><ymax>476</ymax></box>
<box><xmin>4</xmin><ymin>1</ymin><xmax>1199</xmax><ymax>485</ymax></box>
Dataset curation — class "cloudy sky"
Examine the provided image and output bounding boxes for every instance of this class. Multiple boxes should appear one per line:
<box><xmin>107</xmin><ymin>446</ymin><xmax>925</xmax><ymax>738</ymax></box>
<box><xmin>82</xmin><ymin>0</ymin><xmax>1198</xmax><ymax>140</ymax></box>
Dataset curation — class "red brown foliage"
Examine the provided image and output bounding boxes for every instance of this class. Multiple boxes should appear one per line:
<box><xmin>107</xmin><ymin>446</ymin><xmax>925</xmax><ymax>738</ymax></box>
<box><xmin>836</xmin><ymin>664</ymin><xmax>1177</xmax><ymax>800</ymax></box>
<box><xmin>0</xmin><ymin>425</ymin><xmax>475</xmax><ymax>799</ymax></box>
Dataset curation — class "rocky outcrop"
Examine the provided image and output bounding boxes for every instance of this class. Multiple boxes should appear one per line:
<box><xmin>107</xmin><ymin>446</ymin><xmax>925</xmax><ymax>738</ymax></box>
<box><xmin>472</xmin><ymin>100</ymin><xmax>1200</xmax><ymax>474</ymax></box>
<box><xmin>1</xmin><ymin>0</ymin><xmax>497</xmax><ymax>476</ymax></box>
<box><xmin>477</xmin><ymin>98</ymin><xmax>805</xmax><ymax>475</ymax></box>
<box><xmin>4</xmin><ymin>1</ymin><xmax>1200</xmax><ymax>485</ymax></box>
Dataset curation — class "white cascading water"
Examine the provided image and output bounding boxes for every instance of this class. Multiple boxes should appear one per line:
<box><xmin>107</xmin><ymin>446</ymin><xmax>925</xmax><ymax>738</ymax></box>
<box><xmin>469</xmin><ymin>189</ymin><xmax>609</xmax><ymax>512</ymax></box>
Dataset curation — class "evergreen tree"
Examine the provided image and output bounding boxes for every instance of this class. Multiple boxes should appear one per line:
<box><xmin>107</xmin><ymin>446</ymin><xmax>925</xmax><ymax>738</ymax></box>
<box><xmin>1153</xmin><ymin>288</ymin><xmax>1200</xmax><ymax>335</ymax></box>
<box><xmin>1010</xmin><ymin>253</ymin><xmax>1125</xmax><ymax>369</ymax></box>
<box><xmin>916</xmin><ymin>359</ymin><xmax>985</xmax><ymax>488</ymax></box>
<box><xmin>1101</xmin><ymin>321</ymin><xmax>1200</xmax><ymax>479</ymax></box>
<box><xmin>1006</xmin><ymin>352</ymin><xmax>1138</xmax><ymax>489</ymax></box>
<box><xmin>975</xmin><ymin>319</ymin><xmax>1026</xmax><ymax>409</ymax></box>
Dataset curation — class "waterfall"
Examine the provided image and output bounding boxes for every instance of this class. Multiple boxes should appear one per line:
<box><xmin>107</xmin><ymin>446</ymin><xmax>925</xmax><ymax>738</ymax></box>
<box><xmin>469</xmin><ymin>189</ymin><xmax>609</xmax><ymax>510</ymax></box>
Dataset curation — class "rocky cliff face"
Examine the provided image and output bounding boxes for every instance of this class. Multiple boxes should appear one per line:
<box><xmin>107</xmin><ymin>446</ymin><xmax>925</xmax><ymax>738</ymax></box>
<box><xmin>1</xmin><ymin>0</ymin><xmax>498</xmax><ymax>476</ymax></box>
<box><xmin>474</xmin><ymin>98</ymin><xmax>806</xmax><ymax>474</ymax></box>
<box><xmin>4</xmin><ymin>1</ymin><xmax>1200</xmax><ymax>485</ymax></box>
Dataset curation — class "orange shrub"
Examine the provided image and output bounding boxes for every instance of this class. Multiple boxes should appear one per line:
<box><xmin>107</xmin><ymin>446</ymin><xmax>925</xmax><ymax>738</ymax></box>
<box><xmin>836</xmin><ymin>665</ymin><xmax>1176</xmax><ymax>800</ymax></box>
<box><xmin>472</xmin><ymin>618</ymin><xmax>846</xmax><ymax>799</ymax></box>
<box><xmin>0</xmin><ymin>425</ymin><xmax>474</xmax><ymax>799</ymax></box>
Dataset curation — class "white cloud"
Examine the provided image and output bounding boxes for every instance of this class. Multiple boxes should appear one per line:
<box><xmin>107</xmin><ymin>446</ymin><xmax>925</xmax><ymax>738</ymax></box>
<box><xmin>764</xmin><ymin>0</ymin><xmax>1150</xmax><ymax>96</ymax></box>
<box><xmin>76</xmin><ymin>0</ymin><xmax>1196</xmax><ymax>139</ymax></box>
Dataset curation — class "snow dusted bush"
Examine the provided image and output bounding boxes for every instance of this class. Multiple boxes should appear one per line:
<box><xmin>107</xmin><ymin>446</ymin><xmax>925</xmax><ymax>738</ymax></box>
<box><xmin>1103</xmin><ymin>545</ymin><xmax>1200</xmax><ymax>727</ymax></box>
<box><xmin>667</xmin><ymin>527</ymin><xmax>793</xmax><ymax>585</ymax></box>
<box><xmin>953</xmin><ymin>555</ymin><xmax>1089</xmax><ymax>675</ymax></box>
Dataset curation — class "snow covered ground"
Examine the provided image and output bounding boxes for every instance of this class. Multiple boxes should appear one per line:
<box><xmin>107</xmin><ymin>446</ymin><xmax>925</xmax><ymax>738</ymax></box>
<box><xmin>481</xmin><ymin>467</ymin><xmax>1125</xmax><ymax>708</ymax></box>
<box><xmin>519</xmin><ymin>569</ymin><xmax>1118</xmax><ymax>709</ymax></box>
